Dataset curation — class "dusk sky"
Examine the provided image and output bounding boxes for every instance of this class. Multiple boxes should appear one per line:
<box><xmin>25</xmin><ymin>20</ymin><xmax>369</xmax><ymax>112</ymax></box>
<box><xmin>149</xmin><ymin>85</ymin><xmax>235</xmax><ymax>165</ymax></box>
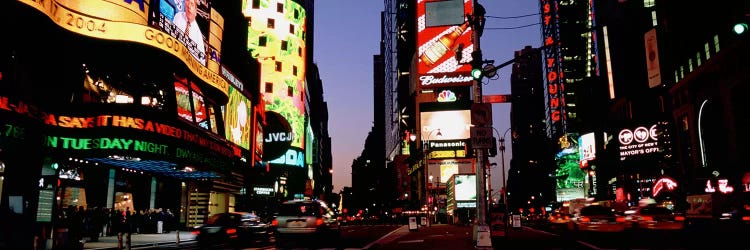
<box><xmin>315</xmin><ymin>1</ymin><xmax>542</xmax><ymax>198</ymax></box>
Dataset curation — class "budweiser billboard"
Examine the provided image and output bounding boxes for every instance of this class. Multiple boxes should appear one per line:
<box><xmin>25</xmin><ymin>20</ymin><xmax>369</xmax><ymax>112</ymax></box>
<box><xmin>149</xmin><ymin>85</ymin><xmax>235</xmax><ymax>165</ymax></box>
<box><xmin>417</xmin><ymin>0</ymin><xmax>474</xmax><ymax>88</ymax></box>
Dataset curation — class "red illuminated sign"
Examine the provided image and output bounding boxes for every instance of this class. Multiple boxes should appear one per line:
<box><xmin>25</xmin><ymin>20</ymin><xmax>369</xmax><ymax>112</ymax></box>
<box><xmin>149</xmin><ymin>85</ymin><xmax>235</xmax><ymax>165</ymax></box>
<box><xmin>540</xmin><ymin>0</ymin><xmax>566</xmax><ymax>134</ymax></box>
<box><xmin>652</xmin><ymin>177</ymin><xmax>677</xmax><ymax>197</ymax></box>
<box><xmin>417</xmin><ymin>0</ymin><xmax>474</xmax><ymax>88</ymax></box>
<box><xmin>482</xmin><ymin>94</ymin><xmax>511</xmax><ymax>103</ymax></box>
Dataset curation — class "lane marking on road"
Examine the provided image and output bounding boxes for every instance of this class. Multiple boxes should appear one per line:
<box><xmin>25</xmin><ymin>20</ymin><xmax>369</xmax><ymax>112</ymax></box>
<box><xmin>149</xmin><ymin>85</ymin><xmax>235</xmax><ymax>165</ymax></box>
<box><xmin>398</xmin><ymin>240</ymin><xmax>425</xmax><ymax>244</ymax></box>
<box><xmin>361</xmin><ymin>225</ymin><xmax>409</xmax><ymax>249</ymax></box>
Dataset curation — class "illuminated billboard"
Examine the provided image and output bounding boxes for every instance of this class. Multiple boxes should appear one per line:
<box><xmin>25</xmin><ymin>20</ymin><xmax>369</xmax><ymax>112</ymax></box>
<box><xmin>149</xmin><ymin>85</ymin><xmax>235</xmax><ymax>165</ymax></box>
<box><xmin>578</xmin><ymin>132</ymin><xmax>596</xmax><ymax>161</ymax></box>
<box><xmin>18</xmin><ymin>0</ymin><xmax>229</xmax><ymax>100</ymax></box>
<box><xmin>555</xmin><ymin>133</ymin><xmax>585</xmax><ymax>201</ymax></box>
<box><xmin>616</xmin><ymin>121</ymin><xmax>670</xmax><ymax>161</ymax></box>
<box><xmin>224</xmin><ymin>86</ymin><xmax>252</xmax><ymax>150</ymax></box>
<box><xmin>417</xmin><ymin>0</ymin><xmax>475</xmax><ymax>88</ymax></box>
<box><xmin>453</xmin><ymin>174</ymin><xmax>476</xmax><ymax>201</ymax></box>
<box><xmin>243</xmin><ymin>0</ymin><xmax>307</xmax><ymax>157</ymax></box>
<box><xmin>428</xmin><ymin>158</ymin><xmax>474</xmax><ymax>184</ymax></box>
<box><xmin>540</xmin><ymin>0</ymin><xmax>566</xmax><ymax>136</ymax></box>
<box><xmin>420</xmin><ymin>110</ymin><xmax>471</xmax><ymax>141</ymax></box>
<box><xmin>262</xmin><ymin>111</ymin><xmax>293</xmax><ymax>162</ymax></box>
<box><xmin>157</xmin><ymin>0</ymin><xmax>210</xmax><ymax>66</ymax></box>
<box><xmin>174</xmin><ymin>75</ymin><xmax>208</xmax><ymax>126</ymax></box>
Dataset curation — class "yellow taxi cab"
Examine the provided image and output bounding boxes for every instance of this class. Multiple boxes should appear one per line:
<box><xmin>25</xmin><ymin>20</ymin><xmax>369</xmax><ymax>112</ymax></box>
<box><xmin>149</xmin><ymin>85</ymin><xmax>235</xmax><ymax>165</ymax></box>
<box><xmin>571</xmin><ymin>204</ymin><xmax>630</xmax><ymax>232</ymax></box>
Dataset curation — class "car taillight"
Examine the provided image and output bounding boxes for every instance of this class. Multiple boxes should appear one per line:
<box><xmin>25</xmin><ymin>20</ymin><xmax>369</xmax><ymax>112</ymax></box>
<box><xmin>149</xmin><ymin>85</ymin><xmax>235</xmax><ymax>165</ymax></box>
<box><xmin>641</xmin><ymin>216</ymin><xmax>654</xmax><ymax>222</ymax></box>
<box><xmin>226</xmin><ymin>228</ymin><xmax>238</xmax><ymax>238</ymax></box>
<box><xmin>742</xmin><ymin>216</ymin><xmax>750</xmax><ymax>221</ymax></box>
<box><xmin>191</xmin><ymin>230</ymin><xmax>200</xmax><ymax>235</ymax></box>
<box><xmin>616</xmin><ymin>217</ymin><xmax>626</xmax><ymax>222</ymax></box>
<box><xmin>272</xmin><ymin>219</ymin><xmax>278</xmax><ymax>227</ymax></box>
<box><xmin>563</xmin><ymin>215</ymin><xmax>569</xmax><ymax>220</ymax></box>
<box><xmin>674</xmin><ymin>216</ymin><xmax>685</xmax><ymax>221</ymax></box>
<box><xmin>579</xmin><ymin>217</ymin><xmax>590</xmax><ymax>222</ymax></box>
<box><xmin>316</xmin><ymin>218</ymin><xmax>324</xmax><ymax>226</ymax></box>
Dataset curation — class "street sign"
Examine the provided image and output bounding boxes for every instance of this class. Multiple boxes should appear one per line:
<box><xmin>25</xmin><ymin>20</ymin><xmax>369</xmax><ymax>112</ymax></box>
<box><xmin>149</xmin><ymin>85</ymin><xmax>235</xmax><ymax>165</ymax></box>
<box><xmin>470</xmin><ymin>127</ymin><xmax>493</xmax><ymax>149</ymax></box>
<box><xmin>482</xmin><ymin>94</ymin><xmax>511</xmax><ymax>103</ymax></box>
<box><xmin>471</xmin><ymin>103</ymin><xmax>492</xmax><ymax>126</ymax></box>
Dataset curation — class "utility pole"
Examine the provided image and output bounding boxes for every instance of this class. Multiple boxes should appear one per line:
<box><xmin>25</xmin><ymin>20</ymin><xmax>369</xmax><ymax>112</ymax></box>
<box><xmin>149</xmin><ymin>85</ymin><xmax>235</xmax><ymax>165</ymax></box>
<box><xmin>471</xmin><ymin>1</ymin><xmax>491</xmax><ymax>249</ymax></box>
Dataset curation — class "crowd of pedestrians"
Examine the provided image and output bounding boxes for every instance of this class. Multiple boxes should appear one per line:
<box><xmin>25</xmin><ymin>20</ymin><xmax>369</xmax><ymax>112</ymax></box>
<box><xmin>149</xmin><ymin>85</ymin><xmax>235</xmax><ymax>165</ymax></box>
<box><xmin>53</xmin><ymin>206</ymin><xmax>177</xmax><ymax>249</ymax></box>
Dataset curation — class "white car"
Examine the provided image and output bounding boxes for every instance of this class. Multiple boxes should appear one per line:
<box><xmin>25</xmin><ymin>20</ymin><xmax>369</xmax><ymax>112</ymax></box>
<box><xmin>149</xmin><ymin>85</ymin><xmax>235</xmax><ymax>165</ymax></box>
<box><xmin>273</xmin><ymin>199</ymin><xmax>341</xmax><ymax>248</ymax></box>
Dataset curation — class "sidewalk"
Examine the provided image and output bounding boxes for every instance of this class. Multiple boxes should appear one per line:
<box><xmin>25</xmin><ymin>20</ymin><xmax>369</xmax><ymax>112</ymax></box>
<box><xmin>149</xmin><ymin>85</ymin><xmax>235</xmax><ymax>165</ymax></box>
<box><xmin>83</xmin><ymin>231</ymin><xmax>196</xmax><ymax>250</ymax></box>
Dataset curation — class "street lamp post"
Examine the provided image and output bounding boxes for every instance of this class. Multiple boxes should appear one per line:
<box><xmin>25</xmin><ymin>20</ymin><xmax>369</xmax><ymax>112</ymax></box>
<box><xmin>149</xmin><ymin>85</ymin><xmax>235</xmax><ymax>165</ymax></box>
<box><xmin>423</xmin><ymin>128</ymin><xmax>441</xmax><ymax>225</ymax></box>
<box><xmin>499</xmin><ymin>128</ymin><xmax>511</xmax><ymax>237</ymax></box>
<box><xmin>429</xmin><ymin>175</ymin><xmax>438</xmax><ymax>223</ymax></box>
<box><xmin>491</xmin><ymin>127</ymin><xmax>511</xmax><ymax>237</ymax></box>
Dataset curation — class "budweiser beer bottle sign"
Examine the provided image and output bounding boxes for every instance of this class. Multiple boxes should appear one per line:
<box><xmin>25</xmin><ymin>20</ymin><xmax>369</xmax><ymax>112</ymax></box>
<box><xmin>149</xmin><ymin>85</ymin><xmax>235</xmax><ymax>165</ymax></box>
<box><xmin>416</xmin><ymin>0</ymin><xmax>474</xmax><ymax>87</ymax></box>
<box><xmin>419</xmin><ymin>22</ymin><xmax>470</xmax><ymax>66</ymax></box>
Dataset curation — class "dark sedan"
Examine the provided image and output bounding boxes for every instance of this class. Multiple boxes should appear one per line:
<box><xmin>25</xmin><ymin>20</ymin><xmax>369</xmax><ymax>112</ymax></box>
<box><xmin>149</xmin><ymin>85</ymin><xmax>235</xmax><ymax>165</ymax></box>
<box><xmin>192</xmin><ymin>212</ymin><xmax>273</xmax><ymax>249</ymax></box>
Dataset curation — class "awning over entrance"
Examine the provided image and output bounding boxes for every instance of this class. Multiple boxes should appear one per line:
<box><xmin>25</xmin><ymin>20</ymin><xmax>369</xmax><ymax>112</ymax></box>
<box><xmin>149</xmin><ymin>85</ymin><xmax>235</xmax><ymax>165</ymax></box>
<box><xmin>86</xmin><ymin>157</ymin><xmax>221</xmax><ymax>180</ymax></box>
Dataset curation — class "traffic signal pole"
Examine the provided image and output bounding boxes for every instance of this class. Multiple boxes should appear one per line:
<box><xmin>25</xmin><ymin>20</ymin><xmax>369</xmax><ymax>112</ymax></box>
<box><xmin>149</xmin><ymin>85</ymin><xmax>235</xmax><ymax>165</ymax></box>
<box><xmin>471</xmin><ymin>1</ymin><xmax>492</xmax><ymax>249</ymax></box>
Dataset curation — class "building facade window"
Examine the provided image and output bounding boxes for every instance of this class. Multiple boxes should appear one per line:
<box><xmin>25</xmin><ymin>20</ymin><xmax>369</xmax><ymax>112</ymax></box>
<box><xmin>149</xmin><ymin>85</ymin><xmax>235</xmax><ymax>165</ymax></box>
<box><xmin>680</xmin><ymin>65</ymin><xmax>685</xmax><ymax>79</ymax></box>
<box><xmin>713</xmin><ymin>35</ymin><xmax>720</xmax><ymax>53</ymax></box>
<box><xmin>265</xmin><ymin>82</ymin><xmax>273</xmax><ymax>93</ymax></box>
<box><xmin>696</xmin><ymin>52</ymin><xmax>702</xmax><ymax>67</ymax></box>
<box><xmin>287</xmin><ymin>86</ymin><xmax>294</xmax><ymax>97</ymax></box>
<box><xmin>704</xmin><ymin>43</ymin><xmax>711</xmax><ymax>60</ymax></box>
<box><xmin>267</xmin><ymin>18</ymin><xmax>275</xmax><ymax>29</ymax></box>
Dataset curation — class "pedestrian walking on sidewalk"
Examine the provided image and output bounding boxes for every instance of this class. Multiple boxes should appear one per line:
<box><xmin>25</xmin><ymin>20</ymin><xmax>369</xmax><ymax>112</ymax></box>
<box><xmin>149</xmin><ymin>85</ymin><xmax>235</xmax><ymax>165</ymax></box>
<box><xmin>115</xmin><ymin>208</ymin><xmax>132</xmax><ymax>250</ymax></box>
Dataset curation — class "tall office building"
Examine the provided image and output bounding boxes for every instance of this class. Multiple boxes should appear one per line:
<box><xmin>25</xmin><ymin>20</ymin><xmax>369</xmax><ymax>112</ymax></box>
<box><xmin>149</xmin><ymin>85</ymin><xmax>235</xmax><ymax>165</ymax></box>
<box><xmin>507</xmin><ymin>46</ymin><xmax>556</xmax><ymax>210</ymax></box>
<box><xmin>594</xmin><ymin>0</ymin><xmax>750</xmax><ymax>210</ymax></box>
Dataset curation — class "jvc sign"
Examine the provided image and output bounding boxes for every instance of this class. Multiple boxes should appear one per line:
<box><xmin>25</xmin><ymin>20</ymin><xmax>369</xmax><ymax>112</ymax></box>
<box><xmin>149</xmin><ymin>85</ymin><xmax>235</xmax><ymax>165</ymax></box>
<box><xmin>470</xmin><ymin>127</ymin><xmax>493</xmax><ymax>149</ymax></box>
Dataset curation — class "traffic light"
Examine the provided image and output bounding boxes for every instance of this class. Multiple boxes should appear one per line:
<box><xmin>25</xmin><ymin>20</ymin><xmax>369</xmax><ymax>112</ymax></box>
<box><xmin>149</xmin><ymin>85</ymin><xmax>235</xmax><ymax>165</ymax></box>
<box><xmin>471</xmin><ymin>50</ymin><xmax>483</xmax><ymax>80</ymax></box>
<box><xmin>734</xmin><ymin>22</ymin><xmax>749</xmax><ymax>35</ymax></box>
<box><xmin>734</xmin><ymin>14</ymin><xmax>750</xmax><ymax>35</ymax></box>
<box><xmin>489</xmin><ymin>137</ymin><xmax>498</xmax><ymax>157</ymax></box>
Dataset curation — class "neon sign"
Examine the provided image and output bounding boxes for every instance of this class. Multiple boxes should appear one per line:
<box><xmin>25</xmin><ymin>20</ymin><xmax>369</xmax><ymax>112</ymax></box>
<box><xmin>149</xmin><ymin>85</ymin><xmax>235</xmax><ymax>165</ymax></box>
<box><xmin>652</xmin><ymin>177</ymin><xmax>677</xmax><ymax>197</ymax></box>
<box><xmin>0</xmin><ymin>95</ymin><xmax>238</xmax><ymax>159</ymax></box>
<box><xmin>540</xmin><ymin>0</ymin><xmax>566</xmax><ymax>135</ymax></box>
<box><xmin>437</xmin><ymin>90</ymin><xmax>458</xmax><ymax>102</ymax></box>
<box><xmin>45</xmin><ymin>136</ymin><xmax>168</xmax><ymax>154</ymax></box>
<box><xmin>705</xmin><ymin>179</ymin><xmax>734</xmax><ymax>194</ymax></box>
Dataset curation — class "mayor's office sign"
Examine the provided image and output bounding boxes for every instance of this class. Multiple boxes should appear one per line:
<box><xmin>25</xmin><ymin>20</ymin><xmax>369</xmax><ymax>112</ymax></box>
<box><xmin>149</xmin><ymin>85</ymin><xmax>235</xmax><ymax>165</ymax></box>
<box><xmin>617</xmin><ymin>122</ymin><xmax>668</xmax><ymax>161</ymax></box>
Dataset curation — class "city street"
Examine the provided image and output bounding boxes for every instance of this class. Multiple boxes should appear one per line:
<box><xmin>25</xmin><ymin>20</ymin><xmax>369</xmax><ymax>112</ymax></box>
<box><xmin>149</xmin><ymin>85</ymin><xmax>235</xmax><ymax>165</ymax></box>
<box><xmin>81</xmin><ymin>222</ymin><xmax>748</xmax><ymax>250</ymax></box>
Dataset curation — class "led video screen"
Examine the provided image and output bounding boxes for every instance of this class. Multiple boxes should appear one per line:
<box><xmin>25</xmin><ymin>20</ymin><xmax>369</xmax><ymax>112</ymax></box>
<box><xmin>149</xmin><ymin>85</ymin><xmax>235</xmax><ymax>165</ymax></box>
<box><xmin>157</xmin><ymin>0</ymin><xmax>211</xmax><ymax>66</ymax></box>
<box><xmin>420</xmin><ymin>110</ymin><xmax>471</xmax><ymax>141</ymax></box>
<box><xmin>224</xmin><ymin>86</ymin><xmax>252</xmax><ymax>150</ymax></box>
<box><xmin>454</xmin><ymin>174</ymin><xmax>477</xmax><ymax>201</ymax></box>
<box><xmin>243</xmin><ymin>0</ymin><xmax>307</xmax><ymax>152</ymax></box>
